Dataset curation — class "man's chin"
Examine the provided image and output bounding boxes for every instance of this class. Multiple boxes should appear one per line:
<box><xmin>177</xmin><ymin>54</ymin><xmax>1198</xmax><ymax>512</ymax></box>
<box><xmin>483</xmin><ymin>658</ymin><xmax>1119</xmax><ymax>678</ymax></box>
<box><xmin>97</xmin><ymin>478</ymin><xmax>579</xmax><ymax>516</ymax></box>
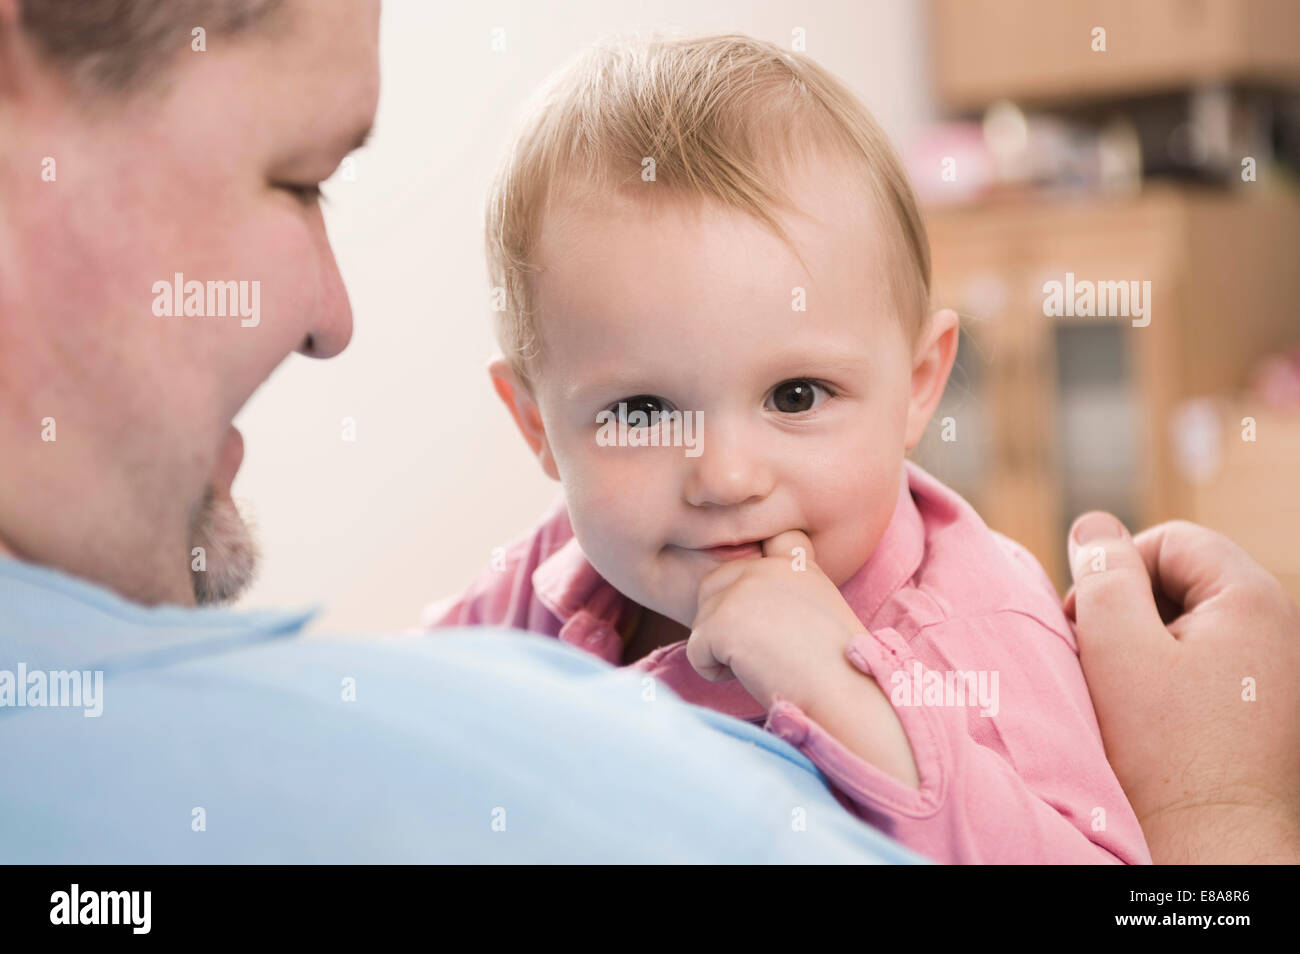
<box><xmin>190</xmin><ymin>489</ymin><xmax>260</xmax><ymax>606</ymax></box>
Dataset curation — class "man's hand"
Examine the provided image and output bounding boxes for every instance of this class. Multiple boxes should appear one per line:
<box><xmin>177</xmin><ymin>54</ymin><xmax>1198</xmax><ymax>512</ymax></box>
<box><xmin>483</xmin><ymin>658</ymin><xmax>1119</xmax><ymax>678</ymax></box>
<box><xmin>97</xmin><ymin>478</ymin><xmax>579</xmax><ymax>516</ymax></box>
<box><xmin>1065</xmin><ymin>512</ymin><xmax>1300</xmax><ymax>864</ymax></box>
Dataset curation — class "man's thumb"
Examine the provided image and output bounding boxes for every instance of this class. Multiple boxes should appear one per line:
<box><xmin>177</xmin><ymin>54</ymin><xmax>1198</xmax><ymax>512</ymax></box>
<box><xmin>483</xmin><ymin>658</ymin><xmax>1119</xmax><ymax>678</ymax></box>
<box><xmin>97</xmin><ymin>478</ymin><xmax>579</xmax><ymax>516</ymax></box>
<box><xmin>1068</xmin><ymin>511</ymin><xmax>1167</xmax><ymax>656</ymax></box>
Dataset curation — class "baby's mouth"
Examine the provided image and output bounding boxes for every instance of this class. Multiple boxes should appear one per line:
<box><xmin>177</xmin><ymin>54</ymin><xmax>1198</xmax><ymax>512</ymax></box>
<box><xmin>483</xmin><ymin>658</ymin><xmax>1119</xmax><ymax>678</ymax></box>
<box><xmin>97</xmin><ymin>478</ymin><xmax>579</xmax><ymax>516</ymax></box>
<box><xmin>686</xmin><ymin>538</ymin><xmax>765</xmax><ymax>562</ymax></box>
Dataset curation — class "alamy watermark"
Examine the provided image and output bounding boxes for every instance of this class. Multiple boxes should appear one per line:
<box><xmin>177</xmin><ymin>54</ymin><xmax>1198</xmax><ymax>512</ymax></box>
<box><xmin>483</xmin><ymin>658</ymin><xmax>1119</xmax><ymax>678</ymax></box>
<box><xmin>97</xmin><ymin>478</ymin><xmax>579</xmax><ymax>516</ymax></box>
<box><xmin>890</xmin><ymin>662</ymin><xmax>999</xmax><ymax>717</ymax></box>
<box><xmin>50</xmin><ymin>884</ymin><xmax>150</xmax><ymax>934</ymax></box>
<box><xmin>152</xmin><ymin>272</ymin><xmax>260</xmax><ymax>327</ymax></box>
<box><xmin>596</xmin><ymin>403</ymin><xmax>703</xmax><ymax>457</ymax></box>
<box><xmin>0</xmin><ymin>663</ymin><xmax>103</xmax><ymax>717</ymax></box>
<box><xmin>1042</xmin><ymin>271</ymin><xmax>1151</xmax><ymax>327</ymax></box>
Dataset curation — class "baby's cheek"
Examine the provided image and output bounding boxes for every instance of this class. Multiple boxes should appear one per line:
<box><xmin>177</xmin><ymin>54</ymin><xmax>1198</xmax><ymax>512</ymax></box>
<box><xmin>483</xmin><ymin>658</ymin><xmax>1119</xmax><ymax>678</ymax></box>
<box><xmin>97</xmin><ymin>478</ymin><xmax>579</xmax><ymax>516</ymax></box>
<box><xmin>579</xmin><ymin>448</ymin><xmax>667</xmax><ymax>518</ymax></box>
<box><xmin>565</xmin><ymin>465</ymin><xmax>654</xmax><ymax>560</ymax></box>
<box><xmin>817</xmin><ymin>473</ymin><xmax>898</xmax><ymax>585</ymax></box>
<box><xmin>567</xmin><ymin>457</ymin><xmax>635</xmax><ymax>525</ymax></box>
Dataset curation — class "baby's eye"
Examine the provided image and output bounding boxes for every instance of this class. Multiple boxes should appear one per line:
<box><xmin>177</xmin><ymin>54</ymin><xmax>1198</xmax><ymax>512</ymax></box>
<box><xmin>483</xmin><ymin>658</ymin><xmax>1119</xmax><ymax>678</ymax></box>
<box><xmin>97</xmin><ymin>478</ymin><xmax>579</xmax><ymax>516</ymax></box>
<box><xmin>767</xmin><ymin>379</ymin><xmax>834</xmax><ymax>414</ymax></box>
<box><xmin>609</xmin><ymin>395</ymin><xmax>672</xmax><ymax>428</ymax></box>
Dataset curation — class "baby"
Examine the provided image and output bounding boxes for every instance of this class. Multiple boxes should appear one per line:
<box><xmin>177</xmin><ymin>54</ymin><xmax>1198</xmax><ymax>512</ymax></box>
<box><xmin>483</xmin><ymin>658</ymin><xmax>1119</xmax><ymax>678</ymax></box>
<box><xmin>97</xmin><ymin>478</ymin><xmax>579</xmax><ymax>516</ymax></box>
<box><xmin>421</xmin><ymin>33</ymin><xmax>1151</xmax><ymax>865</ymax></box>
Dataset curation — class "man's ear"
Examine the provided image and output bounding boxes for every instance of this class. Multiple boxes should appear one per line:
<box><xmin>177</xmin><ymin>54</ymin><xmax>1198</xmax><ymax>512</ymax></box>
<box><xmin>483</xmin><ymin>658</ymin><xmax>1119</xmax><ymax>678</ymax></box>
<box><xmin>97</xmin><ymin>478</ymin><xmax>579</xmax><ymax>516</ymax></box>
<box><xmin>904</xmin><ymin>308</ymin><xmax>960</xmax><ymax>450</ymax></box>
<box><xmin>487</xmin><ymin>356</ymin><xmax>560</xmax><ymax>481</ymax></box>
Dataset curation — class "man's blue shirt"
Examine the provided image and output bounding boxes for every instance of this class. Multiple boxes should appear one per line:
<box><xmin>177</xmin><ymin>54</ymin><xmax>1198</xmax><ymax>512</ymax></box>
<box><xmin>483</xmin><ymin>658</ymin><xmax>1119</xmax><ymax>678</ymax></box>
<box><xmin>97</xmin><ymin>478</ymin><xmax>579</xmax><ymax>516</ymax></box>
<box><xmin>0</xmin><ymin>557</ymin><xmax>923</xmax><ymax>863</ymax></box>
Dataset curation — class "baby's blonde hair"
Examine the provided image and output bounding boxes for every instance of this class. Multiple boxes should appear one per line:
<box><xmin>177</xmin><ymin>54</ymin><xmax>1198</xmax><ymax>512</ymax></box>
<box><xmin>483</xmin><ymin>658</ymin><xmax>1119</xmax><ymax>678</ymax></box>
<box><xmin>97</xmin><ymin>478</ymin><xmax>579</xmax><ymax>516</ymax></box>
<box><xmin>485</xmin><ymin>32</ymin><xmax>932</xmax><ymax>393</ymax></box>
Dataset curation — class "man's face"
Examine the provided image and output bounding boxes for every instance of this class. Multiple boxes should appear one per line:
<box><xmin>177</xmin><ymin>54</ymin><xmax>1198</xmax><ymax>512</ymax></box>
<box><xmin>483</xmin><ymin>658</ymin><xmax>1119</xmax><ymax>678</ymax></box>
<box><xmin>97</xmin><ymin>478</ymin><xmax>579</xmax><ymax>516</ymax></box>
<box><xmin>522</xmin><ymin>157</ymin><xmax>920</xmax><ymax>628</ymax></box>
<box><xmin>0</xmin><ymin>0</ymin><xmax>380</xmax><ymax>604</ymax></box>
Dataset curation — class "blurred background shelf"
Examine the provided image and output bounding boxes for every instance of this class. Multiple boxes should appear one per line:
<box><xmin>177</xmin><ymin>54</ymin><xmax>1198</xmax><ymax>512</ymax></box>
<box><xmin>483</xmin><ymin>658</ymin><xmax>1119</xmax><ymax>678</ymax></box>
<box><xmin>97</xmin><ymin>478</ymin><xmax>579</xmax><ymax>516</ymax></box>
<box><xmin>1188</xmin><ymin>404</ymin><xmax>1300</xmax><ymax>599</ymax></box>
<box><xmin>913</xmin><ymin>185</ymin><xmax>1300</xmax><ymax>590</ymax></box>
<box><xmin>909</xmin><ymin>1</ymin><xmax>1300</xmax><ymax>597</ymax></box>
<box><xmin>932</xmin><ymin>0</ymin><xmax>1300</xmax><ymax>112</ymax></box>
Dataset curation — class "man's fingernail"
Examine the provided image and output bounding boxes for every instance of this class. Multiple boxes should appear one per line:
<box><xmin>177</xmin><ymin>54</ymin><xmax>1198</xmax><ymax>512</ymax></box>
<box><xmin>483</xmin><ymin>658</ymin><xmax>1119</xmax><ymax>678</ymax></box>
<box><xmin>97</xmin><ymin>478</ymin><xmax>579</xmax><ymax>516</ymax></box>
<box><xmin>1071</xmin><ymin>512</ymin><xmax>1124</xmax><ymax>545</ymax></box>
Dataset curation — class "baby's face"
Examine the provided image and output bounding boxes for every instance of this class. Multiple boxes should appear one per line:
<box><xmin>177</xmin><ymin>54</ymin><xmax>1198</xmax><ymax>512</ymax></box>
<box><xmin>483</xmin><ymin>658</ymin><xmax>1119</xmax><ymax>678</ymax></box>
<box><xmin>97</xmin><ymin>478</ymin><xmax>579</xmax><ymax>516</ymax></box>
<box><xmin>525</xmin><ymin>159</ymin><xmax>920</xmax><ymax>628</ymax></box>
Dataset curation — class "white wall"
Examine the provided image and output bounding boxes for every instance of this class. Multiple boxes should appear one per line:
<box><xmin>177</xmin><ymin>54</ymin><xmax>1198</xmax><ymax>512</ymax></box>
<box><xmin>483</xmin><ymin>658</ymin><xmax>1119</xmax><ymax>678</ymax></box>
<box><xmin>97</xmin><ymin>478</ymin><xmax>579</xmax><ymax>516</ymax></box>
<box><xmin>232</xmin><ymin>0</ymin><xmax>935</xmax><ymax>633</ymax></box>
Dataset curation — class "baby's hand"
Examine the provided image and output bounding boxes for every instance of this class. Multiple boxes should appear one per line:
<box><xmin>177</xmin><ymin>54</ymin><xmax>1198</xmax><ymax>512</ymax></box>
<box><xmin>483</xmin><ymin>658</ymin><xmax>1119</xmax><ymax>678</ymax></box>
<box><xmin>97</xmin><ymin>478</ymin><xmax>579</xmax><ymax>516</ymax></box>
<box><xmin>685</xmin><ymin>530</ymin><xmax>864</xmax><ymax>712</ymax></box>
<box><xmin>688</xmin><ymin>530</ymin><xmax>920</xmax><ymax>787</ymax></box>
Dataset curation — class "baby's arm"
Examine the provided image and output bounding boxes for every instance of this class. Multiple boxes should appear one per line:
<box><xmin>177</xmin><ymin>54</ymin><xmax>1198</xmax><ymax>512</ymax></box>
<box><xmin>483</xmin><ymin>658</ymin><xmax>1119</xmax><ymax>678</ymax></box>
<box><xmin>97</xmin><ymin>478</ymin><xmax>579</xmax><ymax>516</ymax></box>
<box><xmin>765</xmin><ymin>613</ymin><xmax>1152</xmax><ymax>864</ymax></box>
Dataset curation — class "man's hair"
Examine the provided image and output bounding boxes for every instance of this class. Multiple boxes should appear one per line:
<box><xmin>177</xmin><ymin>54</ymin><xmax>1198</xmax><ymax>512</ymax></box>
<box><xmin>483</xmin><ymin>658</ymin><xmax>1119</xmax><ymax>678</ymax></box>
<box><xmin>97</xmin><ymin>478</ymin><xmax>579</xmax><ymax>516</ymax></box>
<box><xmin>20</xmin><ymin>0</ymin><xmax>286</xmax><ymax>92</ymax></box>
<box><xmin>485</xmin><ymin>32</ymin><xmax>933</xmax><ymax>393</ymax></box>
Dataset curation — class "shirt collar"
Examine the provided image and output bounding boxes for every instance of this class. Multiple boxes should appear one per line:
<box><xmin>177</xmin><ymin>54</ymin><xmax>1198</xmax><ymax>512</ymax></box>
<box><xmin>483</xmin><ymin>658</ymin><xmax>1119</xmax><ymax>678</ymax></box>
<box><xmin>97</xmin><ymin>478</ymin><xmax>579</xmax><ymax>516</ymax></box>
<box><xmin>0</xmin><ymin>555</ymin><xmax>315</xmax><ymax>674</ymax></box>
<box><xmin>532</xmin><ymin>535</ymin><xmax>620</xmax><ymax>624</ymax></box>
<box><xmin>532</xmin><ymin>534</ymin><xmax>634</xmax><ymax>661</ymax></box>
<box><xmin>838</xmin><ymin>461</ymin><xmax>927</xmax><ymax>624</ymax></box>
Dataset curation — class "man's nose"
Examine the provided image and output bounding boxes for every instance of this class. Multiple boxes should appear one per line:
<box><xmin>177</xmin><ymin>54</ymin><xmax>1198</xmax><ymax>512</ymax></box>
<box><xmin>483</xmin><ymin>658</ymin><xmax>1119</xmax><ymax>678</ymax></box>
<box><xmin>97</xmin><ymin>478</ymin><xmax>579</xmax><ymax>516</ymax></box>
<box><xmin>682</xmin><ymin>417</ymin><xmax>773</xmax><ymax>508</ymax></box>
<box><xmin>297</xmin><ymin>252</ymin><xmax>354</xmax><ymax>359</ymax></box>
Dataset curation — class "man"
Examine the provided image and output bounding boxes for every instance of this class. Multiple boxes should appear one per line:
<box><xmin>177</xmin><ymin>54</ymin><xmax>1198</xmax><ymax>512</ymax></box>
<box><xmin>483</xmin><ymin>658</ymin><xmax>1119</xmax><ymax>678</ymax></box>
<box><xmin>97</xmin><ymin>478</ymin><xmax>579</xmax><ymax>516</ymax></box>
<box><xmin>1</xmin><ymin>0</ymin><xmax>1296</xmax><ymax>863</ymax></box>
<box><xmin>0</xmin><ymin>0</ymin><xmax>922</xmax><ymax>863</ymax></box>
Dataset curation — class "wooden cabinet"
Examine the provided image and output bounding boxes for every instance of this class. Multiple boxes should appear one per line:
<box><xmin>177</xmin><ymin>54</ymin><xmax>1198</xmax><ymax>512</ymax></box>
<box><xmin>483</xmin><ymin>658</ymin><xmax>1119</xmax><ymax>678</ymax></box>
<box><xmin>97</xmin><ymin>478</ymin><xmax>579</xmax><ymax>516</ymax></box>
<box><xmin>913</xmin><ymin>184</ymin><xmax>1300</xmax><ymax>592</ymax></box>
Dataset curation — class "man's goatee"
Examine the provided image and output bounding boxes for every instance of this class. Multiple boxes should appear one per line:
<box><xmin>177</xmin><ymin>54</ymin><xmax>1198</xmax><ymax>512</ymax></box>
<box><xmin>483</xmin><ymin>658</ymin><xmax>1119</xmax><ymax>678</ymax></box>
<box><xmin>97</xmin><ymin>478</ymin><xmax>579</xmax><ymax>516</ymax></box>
<box><xmin>190</xmin><ymin>489</ymin><xmax>259</xmax><ymax>605</ymax></box>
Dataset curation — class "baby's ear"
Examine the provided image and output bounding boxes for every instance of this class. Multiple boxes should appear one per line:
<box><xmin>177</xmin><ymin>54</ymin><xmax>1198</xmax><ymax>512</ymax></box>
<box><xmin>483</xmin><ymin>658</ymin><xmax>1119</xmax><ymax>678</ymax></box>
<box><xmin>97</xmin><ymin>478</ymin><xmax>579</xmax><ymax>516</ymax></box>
<box><xmin>904</xmin><ymin>309</ymin><xmax>960</xmax><ymax>450</ymax></box>
<box><xmin>487</xmin><ymin>356</ymin><xmax>560</xmax><ymax>481</ymax></box>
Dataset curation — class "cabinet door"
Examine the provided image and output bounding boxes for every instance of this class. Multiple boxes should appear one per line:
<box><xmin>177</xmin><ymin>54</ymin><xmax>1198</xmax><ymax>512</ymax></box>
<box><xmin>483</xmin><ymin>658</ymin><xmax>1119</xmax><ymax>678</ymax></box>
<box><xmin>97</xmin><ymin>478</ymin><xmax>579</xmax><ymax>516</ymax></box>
<box><xmin>925</xmin><ymin>195</ymin><xmax>1182</xmax><ymax>591</ymax></box>
<box><xmin>918</xmin><ymin>224</ymin><xmax>1066</xmax><ymax>585</ymax></box>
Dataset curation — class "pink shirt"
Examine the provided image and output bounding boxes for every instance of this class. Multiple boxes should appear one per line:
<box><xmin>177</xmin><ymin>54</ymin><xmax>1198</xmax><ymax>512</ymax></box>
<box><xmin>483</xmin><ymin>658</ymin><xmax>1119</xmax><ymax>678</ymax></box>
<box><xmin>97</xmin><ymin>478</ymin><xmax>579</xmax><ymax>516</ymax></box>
<box><xmin>419</xmin><ymin>461</ymin><xmax>1152</xmax><ymax>864</ymax></box>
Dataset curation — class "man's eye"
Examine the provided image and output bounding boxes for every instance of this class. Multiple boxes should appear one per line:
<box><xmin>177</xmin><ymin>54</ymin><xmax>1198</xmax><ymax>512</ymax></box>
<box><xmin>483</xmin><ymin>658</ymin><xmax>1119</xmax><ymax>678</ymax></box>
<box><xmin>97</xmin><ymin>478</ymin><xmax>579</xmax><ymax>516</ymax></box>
<box><xmin>767</xmin><ymin>379</ymin><xmax>834</xmax><ymax>414</ymax></box>
<box><xmin>608</xmin><ymin>395</ymin><xmax>672</xmax><ymax>428</ymax></box>
<box><xmin>279</xmin><ymin>183</ymin><xmax>327</xmax><ymax>205</ymax></box>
